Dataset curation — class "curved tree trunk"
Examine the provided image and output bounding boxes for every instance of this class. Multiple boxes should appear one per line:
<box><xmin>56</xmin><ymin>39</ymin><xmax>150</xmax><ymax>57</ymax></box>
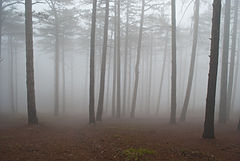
<box><xmin>180</xmin><ymin>0</ymin><xmax>200</xmax><ymax>122</ymax></box>
<box><xmin>96</xmin><ymin>0</ymin><xmax>110</xmax><ymax>121</ymax></box>
<box><xmin>130</xmin><ymin>0</ymin><xmax>145</xmax><ymax>119</ymax></box>
<box><xmin>202</xmin><ymin>0</ymin><xmax>221</xmax><ymax>139</ymax></box>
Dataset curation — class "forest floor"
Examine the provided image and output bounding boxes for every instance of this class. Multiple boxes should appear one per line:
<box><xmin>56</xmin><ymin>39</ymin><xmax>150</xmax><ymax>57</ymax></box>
<box><xmin>0</xmin><ymin>115</ymin><xmax>239</xmax><ymax>161</ymax></box>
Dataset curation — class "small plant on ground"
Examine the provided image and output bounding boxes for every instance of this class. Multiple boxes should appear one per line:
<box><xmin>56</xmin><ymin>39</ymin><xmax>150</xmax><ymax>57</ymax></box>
<box><xmin>122</xmin><ymin>148</ymin><xmax>156</xmax><ymax>161</ymax></box>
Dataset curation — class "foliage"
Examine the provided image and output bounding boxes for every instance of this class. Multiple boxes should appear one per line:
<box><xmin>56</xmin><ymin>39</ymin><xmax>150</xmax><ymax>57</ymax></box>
<box><xmin>122</xmin><ymin>148</ymin><xmax>156</xmax><ymax>161</ymax></box>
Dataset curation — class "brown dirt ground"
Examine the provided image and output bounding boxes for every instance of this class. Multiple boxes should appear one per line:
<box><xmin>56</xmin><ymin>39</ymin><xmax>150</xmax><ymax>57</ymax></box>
<box><xmin>0</xmin><ymin>115</ymin><xmax>239</xmax><ymax>161</ymax></box>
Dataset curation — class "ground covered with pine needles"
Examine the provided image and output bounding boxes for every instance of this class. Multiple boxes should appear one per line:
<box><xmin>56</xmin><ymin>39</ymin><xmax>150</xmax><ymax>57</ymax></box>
<box><xmin>0</xmin><ymin>115</ymin><xmax>239</xmax><ymax>161</ymax></box>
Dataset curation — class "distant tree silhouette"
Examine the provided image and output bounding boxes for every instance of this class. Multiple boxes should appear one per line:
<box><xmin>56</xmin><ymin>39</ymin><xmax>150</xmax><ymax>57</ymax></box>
<box><xmin>89</xmin><ymin>0</ymin><xmax>97</xmax><ymax>124</ymax></box>
<box><xmin>219</xmin><ymin>0</ymin><xmax>231</xmax><ymax>124</ymax></box>
<box><xmin>170</xmin><ymin>0</ymin><xmax>177</xmax><ymax>124</ymax></box>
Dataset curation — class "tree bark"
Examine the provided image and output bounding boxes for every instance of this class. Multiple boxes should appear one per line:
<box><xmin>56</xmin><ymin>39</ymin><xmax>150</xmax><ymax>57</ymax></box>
<box><xmin>96</xmin><ymin>0</ymin><xmax>110</xmax><ymax>121</ymax></box>
<box><xmin>180</xmin><ymin>0</ymin><xmax>200</xmax><ymax>122</ymax></box>
<box><xmin>203</xmin><ymin>0</ymin><xmax>221</xmax><ymax>139</ymax></box>
<box><xmin>25</xmin><ymin>0</ymin><xmax>38</xmax><ymax>124</ymax></box>
<box><xmin>170</xmin><ymin>0</ymin><xmax>177</xmax><ymax>124</ymax></box>
<box><xmin>89</xmin><ymin>0</ymin><xmax>97</xmax><ymax>124</ymax></box>
<box><xmin>130</xmin><ymin>0</ymin><xmax>145</xmax><ymax>119</ymax></box>
<box><xmin>227</xmin><ymin>0</ymin><xmax>239</xmax><ymax>121</ymax></box>
<box><xmin>219</xmin><ymin>0</ymin><xmax>231</xmax><ymax>124</ymax></box>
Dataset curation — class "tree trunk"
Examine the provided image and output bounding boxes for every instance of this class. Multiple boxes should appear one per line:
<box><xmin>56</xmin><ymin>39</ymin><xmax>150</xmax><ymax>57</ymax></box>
<box><xmin>112</xmin><ymin>0</ymin><xmax>117</xmax><ymax>118</ymax></box>
<box><xmin>156</xmin><ymin>30</ymin><xmax>169</xmax><ymax>115</ymax></box>
<box><xmin>96</xmin><ymin>0</ymin><xmax>110</xmax><ymax>121</ymax></box>
<box><xmin>61</xmin><ymin>36</ymin><xmax>66</xmax><ymax>114</ymax></box>
<box><xmin>122</xmin><ymin>0</ymin><xmax>129</xmax><ymax>116</ymax></box>
<box><xmin>54</xmin><ymin>8</ymin><xmax>60</xmax><ymax>116</ymax></box>
<box><xmin>89</xmin><ymin>0</ymin><xmax>97</xmax><ymax>124</ymax></box>
<box><xmin>227</xmin><ymin>0</ymin><xmax>239</xmax><ymax>121</ymax></box>
<box><xmin>202</xmin><ymin>0</ymin><xmax>221</xmax><ymax>139</ymax></box>
<box><xmin>8</xmin><ymin>34</ymin><xmax>14</xmax><ymax>113</ymax></box>
<box><xmin>180</xmin><ymin>0</ymin><xmax>200</xmax><ymax>122</ymax></box>
<box><xmin>116</xmin><ymin>0</ymin><xmax>121</xmax><ymax>119</ymax></box>
<box><xmin>146</xmin><ymin>34</ymin><xmax>153</xmax><ymax>114</ymax></box>
<box><xmin>14</xmin><ymin>46</ymin><xmax>18</xmax><ymax>113</ymax></box>
<box><xmin>232</xmin><ymin>37</ymin><xmax>240</xmax><ymax>110</ymax></box>
<box><xmin>25</xmin><ymin>0</ymin><xmax>38</xmax><ymax>124</ymax></box>
<box><xmin>219</xmin><ymin>0</ymin><xmax>231</xmax><ymax>124</ymax></box>
<box><xmin>104</xmin><ymin>33</ymin><xmax>113</xmax><ymax>114</ymax></box>
<box><xmin>170</xmin><ymin>0</ymin><xmax>177</xmax><ymax>124</ymax></box>
<box><xmin>127</xmin><ymin>45</ymin><xmax>132</xmax><ymax>113</ymax></box>
<box><xmin>130</xmin><ymin>0</ymin><xmax>145</xmax><ymax>119</ymax></box>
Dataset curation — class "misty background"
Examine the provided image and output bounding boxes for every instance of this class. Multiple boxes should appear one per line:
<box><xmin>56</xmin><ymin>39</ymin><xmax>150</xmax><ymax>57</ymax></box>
<box><xmin>0</xmin><ymin>0</ymin><xmax>239</xmax><ymax>121</ymax></box>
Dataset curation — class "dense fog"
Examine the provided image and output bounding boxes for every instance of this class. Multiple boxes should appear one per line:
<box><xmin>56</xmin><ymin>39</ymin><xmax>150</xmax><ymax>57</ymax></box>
<box><xmin>0</xmin><ymin>0</ymin><xmax>239</xmax><ymax>122</ymax></box>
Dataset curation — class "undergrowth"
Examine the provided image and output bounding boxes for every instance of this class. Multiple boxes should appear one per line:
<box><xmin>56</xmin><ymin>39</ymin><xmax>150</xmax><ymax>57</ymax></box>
<box><xmin>122</xmin><ymin>147</ymin><xmax>156</xmax><ymax>161</ymax></box>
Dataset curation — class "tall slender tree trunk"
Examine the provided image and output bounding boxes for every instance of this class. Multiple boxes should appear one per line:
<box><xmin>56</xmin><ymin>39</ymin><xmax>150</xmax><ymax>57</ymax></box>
<box><xmin>89</xmin><ymin>0</ymin><xmax>97</xmax><ymax>124</ymax></box>
<box><xmin>180</xmin><ymin>0</ymin><xmax>200</xmax><ymax>122</ymax></box>
<box><xmin>70</xmin><ymin>51</ymin><xmax>74</xmax><ymax>109</ymax></box>
<box><xmin>54</xmin><ymin>9</ymin><xmax>60</xmax><ymax>116</ymax></box>
<box><xmin>127</xmin><ymin>45</ymin><xmax>132</xmax><ymax>113</ymax></box>
<box><xmin>232</xmin><ymin>36</ymin><xmax>240</xmax><ymax>110</ymax></box>
<box><xmin>112</xmin><ymin>0</ymin><xmax>117</xmax><ymax>118</ymax></box>
<box><xmin>202</xmin><ymin>0</ymin><xmax>221</xmax><ymax>139</ymax></box>
<box><xmin>156</xmin><ymin>30</ymin><xmax>169</xmax><ymax>115</ymax></box>
<box><xmin>25</xmin><ymin>0</ymin><xmax>38</xmax><ymax>124</ymax></box>
<box><xmin>227</xmin><ymin>0</ymin><xmax>239</xmax><ymax>121</ymax></box>
<box><xmin>146</xmin><ymin>34</ymin><xmax>153</xmax><ymax>114</ymax></box>
<box><xmin>219</xmin><ymin>0</ymin><xmax>231</xmax><ymax>124</ymax></box>
<box><xmin>116</xmin><ymin>0</ymin><xmax>121</xmax><ymax>119</ymax></box>
<box><xmin>14</xmin><ymin>46</ymin><xmax>18</xmax><ymax>113</ymax></box>
<box><xmin>130</xmin><ymin>0</ymin><xmax>145</xmax><ymax>119</ymax></box>
<box><xmin>122</xmin><ymin>0</ymin><xmax>129</xmax><ymax>116</ymax></box>
<box><xmin>96</xmin><ymin>0</ymin><xmax>110</xmax><ymax>121</ymax></box>
<box><xmin>170</xmin><ymin>0</ymin><xmax>177</xmax><ymax>124</ymax></box>
<box><xmin>105</xmin><ymin>40</ymin><xmax>112</xmax><ymax>114</ymax></box>
<box><xmin>61</xmin><ymin>36</ymin><xmax>66</xmax><ymax>114</ymax></box>
<box><xmin>8</xmin><ymin>35</ymin><xmax>14</xmax><ymax>113</ymax></box>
